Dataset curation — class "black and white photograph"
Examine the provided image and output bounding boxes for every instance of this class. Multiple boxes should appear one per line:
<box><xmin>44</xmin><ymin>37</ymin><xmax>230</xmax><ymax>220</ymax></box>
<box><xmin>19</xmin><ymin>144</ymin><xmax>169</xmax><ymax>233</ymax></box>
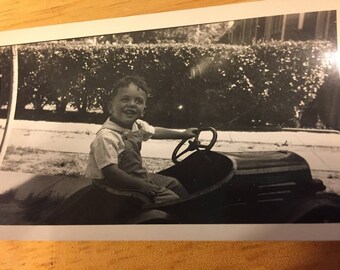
<box><xmin>0</xmin><ymin>0</ymin><xmax>340</xmax><ymax>240</ymax></box>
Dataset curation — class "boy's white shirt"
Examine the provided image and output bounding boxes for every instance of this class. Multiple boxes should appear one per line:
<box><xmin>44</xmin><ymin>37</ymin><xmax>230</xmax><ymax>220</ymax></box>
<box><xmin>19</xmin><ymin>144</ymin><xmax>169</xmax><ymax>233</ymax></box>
<box><xmin>84</xmin><ymin>118</ymin><xmax>155</xmax><ymax>179</ymax></box>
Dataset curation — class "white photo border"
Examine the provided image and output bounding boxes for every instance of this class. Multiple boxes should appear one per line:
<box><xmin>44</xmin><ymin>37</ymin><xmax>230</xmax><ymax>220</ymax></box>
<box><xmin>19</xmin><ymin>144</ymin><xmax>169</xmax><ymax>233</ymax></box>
<box><xmin>0</xmin><ymin>0</ymin><xmax>339</xmax><ymax>47</ymax></box>
<box><xmin>1</xmin><ymin>0</ymin><xmax>340</xmax><ymax>241</ymax></box>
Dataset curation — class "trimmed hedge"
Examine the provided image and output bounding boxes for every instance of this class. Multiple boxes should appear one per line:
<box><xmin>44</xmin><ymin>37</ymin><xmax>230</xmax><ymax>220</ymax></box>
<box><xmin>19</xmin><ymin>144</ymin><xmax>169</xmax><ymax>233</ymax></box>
<box><xmin>0</xmin><ymin>40</ymin><xmax>335</xmax><ymax>129</ymax></box>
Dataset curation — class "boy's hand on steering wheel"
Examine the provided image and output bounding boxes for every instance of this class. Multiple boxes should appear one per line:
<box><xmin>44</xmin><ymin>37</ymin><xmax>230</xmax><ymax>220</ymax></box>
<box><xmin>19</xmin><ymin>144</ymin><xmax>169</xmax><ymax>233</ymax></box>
<box><xmin>181</xmin><ymin>128</ymin><xmax>198</xmax><ymax>139</ymax></box>
<box><xmin>172</xmin><ymin>127</ymin><xmax>217</xmax><ymax>164</ymax></box>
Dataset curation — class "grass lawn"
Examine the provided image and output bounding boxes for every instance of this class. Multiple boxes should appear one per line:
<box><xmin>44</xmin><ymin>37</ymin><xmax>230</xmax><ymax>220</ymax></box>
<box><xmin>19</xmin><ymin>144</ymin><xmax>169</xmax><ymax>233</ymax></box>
<box><xmin>0</xmin><ymin>146</ymin><xmax>173</xmax><ymax>176</ymax></box>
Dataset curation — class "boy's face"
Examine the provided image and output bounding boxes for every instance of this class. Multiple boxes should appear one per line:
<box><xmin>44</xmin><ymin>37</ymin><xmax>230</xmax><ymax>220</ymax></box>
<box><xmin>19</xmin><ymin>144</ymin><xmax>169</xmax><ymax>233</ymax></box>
<box><xmin>109</xmin><ymin>82</ymin><xmax>147</xmax><ymax>128</ymax></box>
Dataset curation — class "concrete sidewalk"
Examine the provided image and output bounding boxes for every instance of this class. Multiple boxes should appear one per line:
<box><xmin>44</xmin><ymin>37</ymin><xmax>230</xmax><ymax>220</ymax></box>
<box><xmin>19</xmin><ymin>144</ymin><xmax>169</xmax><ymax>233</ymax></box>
<box><xmin>3</xmin><ymin>126</ymin><xmax>340</xmax><ymax>154</ymax></box>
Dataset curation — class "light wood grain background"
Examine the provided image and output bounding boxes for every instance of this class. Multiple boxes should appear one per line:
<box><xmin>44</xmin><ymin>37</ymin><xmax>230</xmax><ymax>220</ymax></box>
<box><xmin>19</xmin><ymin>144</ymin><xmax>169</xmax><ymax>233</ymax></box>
<box><xmin>1</xmin><ymin>0</ymin><xmax>340</xmax><ymax>269</ymax></box>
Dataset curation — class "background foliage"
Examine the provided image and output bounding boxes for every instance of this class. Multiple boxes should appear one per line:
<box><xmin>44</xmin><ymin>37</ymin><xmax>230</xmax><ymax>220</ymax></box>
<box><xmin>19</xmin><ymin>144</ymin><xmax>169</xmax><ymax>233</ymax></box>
<box><xmin>0</xmin><ymin>40</ymin><xmax>335</xmax><ymax>129</ymax></box>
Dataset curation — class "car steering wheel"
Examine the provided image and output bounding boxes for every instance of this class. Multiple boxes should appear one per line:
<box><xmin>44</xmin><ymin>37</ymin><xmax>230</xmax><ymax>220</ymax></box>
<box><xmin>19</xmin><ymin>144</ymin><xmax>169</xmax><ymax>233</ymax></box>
<box><xmin>171</xmin><ymin>127</ymin><xmax>217</xmax><ymax>164</ymax></box>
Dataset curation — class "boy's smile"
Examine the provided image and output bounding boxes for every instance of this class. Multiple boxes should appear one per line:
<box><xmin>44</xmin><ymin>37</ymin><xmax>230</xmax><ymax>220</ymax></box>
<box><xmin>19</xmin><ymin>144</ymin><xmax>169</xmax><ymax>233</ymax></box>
<box><xmin>109</xmin><ymin>82</ymin><xmax>147</xmax><ymax>128</ymax></box>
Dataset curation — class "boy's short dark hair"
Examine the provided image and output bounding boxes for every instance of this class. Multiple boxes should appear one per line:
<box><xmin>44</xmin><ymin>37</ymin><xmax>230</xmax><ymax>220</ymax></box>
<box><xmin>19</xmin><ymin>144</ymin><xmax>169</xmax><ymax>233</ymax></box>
<box><xmin>111</xmin><ymin>75</ymin><xmax>151</xmax><ymax>100</ymax></box>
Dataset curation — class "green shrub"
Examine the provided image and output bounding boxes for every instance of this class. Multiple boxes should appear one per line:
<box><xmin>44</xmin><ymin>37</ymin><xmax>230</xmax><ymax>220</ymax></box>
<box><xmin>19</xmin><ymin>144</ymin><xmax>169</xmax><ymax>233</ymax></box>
<box><xmin>0</xmin><ymin>40</ymin><xmax>335</xmax><ymax>129</ymax></box>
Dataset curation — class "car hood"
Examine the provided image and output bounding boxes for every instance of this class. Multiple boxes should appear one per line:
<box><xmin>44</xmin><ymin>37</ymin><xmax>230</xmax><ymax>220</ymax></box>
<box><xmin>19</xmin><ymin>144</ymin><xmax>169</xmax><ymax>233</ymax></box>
<box><xmin>219</xmin><ymin>150</ymin><xmax>310</xmax><ymax>175</ymax></box>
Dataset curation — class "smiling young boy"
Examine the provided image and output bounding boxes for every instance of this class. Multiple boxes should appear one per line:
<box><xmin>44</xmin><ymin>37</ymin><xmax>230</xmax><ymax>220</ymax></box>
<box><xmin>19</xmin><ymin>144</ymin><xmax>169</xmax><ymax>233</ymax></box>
<box><xmin>85</xmin><ymin>76</ymin><xmax>196</xmax><ymax>204</ymax></box>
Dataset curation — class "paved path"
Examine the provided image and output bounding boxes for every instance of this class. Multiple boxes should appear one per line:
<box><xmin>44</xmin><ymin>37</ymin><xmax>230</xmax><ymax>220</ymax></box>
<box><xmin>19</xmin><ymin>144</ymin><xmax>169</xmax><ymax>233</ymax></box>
<box><xmin>1</xmin><ymin>127</ymin><xmax>340</xmax><ymax>171</ymax></box>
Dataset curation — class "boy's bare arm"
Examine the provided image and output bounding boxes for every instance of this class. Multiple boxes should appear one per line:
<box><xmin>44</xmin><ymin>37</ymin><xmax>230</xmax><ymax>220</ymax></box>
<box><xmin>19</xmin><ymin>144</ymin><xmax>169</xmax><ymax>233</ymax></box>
<box><xmin>101</xmin><ymin>164</ymin><xmax>160</xmax><ymax>197</ymax></box>
<box><xmin>152</xmin><ymin>127</ymin><xmax>197</xmax><ymax>140</ymax></box>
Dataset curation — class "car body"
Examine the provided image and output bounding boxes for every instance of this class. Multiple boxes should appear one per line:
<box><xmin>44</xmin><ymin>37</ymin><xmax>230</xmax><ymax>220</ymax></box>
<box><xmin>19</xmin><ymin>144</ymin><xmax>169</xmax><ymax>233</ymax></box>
<box><xmin>144</xmin><ymin>149</ymin><xmax>340</xmax><ymax>224</ymax></box>
<box><xmin>48</xmin><ymin>128</ymin><xmax>340</xmax><ymax>225</ymax></box>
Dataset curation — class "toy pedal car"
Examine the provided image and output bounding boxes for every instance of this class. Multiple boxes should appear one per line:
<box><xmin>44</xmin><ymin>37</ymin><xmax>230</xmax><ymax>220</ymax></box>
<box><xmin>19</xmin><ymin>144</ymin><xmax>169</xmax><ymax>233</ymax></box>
<box><xmin>49</xmin><ymin>127</ymin><xmax>340</xmax><ymax>224</ymax></box>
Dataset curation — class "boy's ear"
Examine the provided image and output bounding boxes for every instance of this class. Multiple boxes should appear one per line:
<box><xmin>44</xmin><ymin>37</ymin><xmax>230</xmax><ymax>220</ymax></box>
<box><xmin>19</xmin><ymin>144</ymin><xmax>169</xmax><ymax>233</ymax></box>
<box><xmin>141</xmin><ymin>106</ymin><xmax>147</xmax><ymax>117</ymax></box>
<box><xmin>107</xmin><ymin>101</ymin><xmax>113</xmax><ymax>114</ymax></box>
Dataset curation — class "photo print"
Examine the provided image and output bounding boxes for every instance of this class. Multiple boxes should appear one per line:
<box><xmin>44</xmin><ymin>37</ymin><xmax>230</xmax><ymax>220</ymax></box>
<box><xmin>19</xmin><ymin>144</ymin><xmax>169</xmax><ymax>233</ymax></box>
<box><xmin>1</xmin><ymin>0</ymin><xmax>340</xmax><ymax>240</ymax></box>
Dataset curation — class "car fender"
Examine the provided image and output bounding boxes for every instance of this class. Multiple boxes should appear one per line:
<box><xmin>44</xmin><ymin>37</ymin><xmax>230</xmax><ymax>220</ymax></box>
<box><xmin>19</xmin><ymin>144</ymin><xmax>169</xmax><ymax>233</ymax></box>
<box><xmin>288</xmin><ymin>193</ymin><xmax>340</xmax><ymax>223</ymax></box>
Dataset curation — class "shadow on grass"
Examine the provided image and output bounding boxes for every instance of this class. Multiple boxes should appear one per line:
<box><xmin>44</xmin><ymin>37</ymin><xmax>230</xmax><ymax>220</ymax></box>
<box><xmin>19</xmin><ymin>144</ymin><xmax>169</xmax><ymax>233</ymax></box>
<box><xmin>0</xmin><ymin>173</ymin><xmax>91</xmax><ymax>225</ymax></box>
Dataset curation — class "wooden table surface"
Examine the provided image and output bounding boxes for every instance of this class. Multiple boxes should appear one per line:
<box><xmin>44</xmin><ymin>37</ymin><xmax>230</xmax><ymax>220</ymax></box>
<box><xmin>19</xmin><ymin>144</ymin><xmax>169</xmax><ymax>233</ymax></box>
<box><xmin>1</xmin><ymin>0</ymin><xmax>340</xmax><ymax>269</ymax></box>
